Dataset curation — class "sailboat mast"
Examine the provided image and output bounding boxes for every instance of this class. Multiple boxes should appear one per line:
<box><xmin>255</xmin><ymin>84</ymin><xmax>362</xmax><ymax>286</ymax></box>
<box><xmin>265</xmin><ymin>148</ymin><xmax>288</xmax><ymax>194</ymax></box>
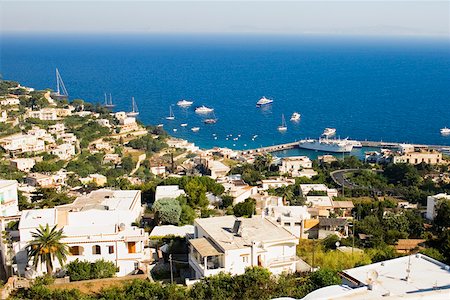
<box><xmin>109</xmin><ymin>93</ymin><xmax>112</xmax><ymax>106</ymax></box>
<box><xmin>56</xmin><ymin>68</ymin><xmax>60</xmax><ymax>95</ymax></box>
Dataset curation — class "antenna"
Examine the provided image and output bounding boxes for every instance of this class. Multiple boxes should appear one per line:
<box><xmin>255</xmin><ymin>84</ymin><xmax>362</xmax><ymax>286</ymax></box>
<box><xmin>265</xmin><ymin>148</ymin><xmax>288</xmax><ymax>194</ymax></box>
<box><xmin>405</xmin><ymin>255</ymin><xmax>412</xmax><ymax>282</ymax></box>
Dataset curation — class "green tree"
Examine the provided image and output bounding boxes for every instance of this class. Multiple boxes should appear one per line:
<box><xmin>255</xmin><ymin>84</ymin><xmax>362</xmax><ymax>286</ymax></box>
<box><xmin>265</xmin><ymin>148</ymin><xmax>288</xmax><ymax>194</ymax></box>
<box><xmin>153</xmin><ymin>198</ymin><xmax>182</xmax><ymax>225</ymax></box>
<box><xmin>27</xmin><ymin>224</ymin><xmax>69</xmax><ymax>275</ymax></box>
<box><xmin>233</xmin><ymin>198</ymin><xmax>256</xmax><ymax>217</ymax></box>
<box><xmin>221</xmin><ymin>195</ymin><xmax>234</xmax><ymax>208</ymax></box>
<box><xmin>434</xmin><ymin>199</ymin><xmax>450</xmax><ymax>231</ymax></box>
<box><xmin>184</xmin><ymin>179</ymin><xmax>208</xmax><ymax>207</ymax></box>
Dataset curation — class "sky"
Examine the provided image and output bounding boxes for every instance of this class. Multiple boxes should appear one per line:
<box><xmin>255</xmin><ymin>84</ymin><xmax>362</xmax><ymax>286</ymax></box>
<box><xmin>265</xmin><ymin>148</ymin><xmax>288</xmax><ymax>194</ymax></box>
<box><xmin>0</xmin><ymin>1</ymin><xmax>449</xmax><ymax>37</ymax></box>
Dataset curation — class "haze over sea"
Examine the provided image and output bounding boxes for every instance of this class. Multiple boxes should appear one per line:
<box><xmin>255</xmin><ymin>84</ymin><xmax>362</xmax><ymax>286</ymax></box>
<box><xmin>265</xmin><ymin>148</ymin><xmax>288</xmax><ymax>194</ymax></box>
<box><xmin>1</xmin><ymin>34</ymin><xmax>450</xmax><ymax>154</ymax></box>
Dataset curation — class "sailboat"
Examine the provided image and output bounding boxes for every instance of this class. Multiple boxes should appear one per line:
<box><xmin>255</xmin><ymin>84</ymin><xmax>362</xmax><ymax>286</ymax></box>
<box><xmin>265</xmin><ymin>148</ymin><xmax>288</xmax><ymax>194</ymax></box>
<box><xmin>104</xmin><ymin>93</ymin><xmax>116</xmax><ymax>108</ymax></box>
<box><xmin>127</xmin><ymin>97</ymin><xmax>139</xmax><ymax>117</ymax></box>
<box><xmin>51</xmin><ymin>68</ymin><xmax>69</xmax><ymax>100</ymax></box>
<box><xmin>278</xmin><ymin>114</ymin><xmax>287</xmax><ymax>131</ymax></box>
<box><xmin>166</xmin><ymin>106</ymin><xmax>175</xmax><ymax>120</ymax></box>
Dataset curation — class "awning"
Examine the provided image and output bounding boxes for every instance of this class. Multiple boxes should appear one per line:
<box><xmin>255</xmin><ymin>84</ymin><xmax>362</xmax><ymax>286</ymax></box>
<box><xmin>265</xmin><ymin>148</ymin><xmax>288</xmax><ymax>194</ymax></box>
<box><xmin>189</xmin><ymin>238</ymin><xmax>223</xmax><ymax>257</ymax></box>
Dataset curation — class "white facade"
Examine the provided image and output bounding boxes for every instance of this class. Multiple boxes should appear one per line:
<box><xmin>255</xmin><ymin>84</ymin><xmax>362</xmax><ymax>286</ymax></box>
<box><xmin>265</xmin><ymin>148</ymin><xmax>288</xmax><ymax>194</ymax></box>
<box><xmin>0</xmin><ymin>134</ymin><xmax>45</xmax><ymax>154</ymax></box>
<box><xmin>261</xmin><ymin>178</ymin><xmax>295</xmax><ymax>190</ymax></box>
<box><xmin>0</xmin><ymin>180</ymin><xmax>19</xmax><ymax>217</ymax></box>
<box><xmin>155</xmin><ymin>185</ymin><xmax>186</xmax><ymax>202</ymax></box>
<box><xmin>15</xmin><ymin>189</ymin><xmax>148</xmax><ymax>277</ymax></box>
<box><xmin>27</xmin><ymin>108</ymin><xmax>58</xmax><ymax>121</ymax></box>
<box><xmin>189</xmin><ymin>216</ymin><xmax>299</xmax><ymax>279</ymax></box>
<box><xmin>50</xmin><ymin>143</ymin><xmax>76</xmax><ymax>160</ymax></box>
<box><xmin>0</xmin><ymin>97</ymin><xmax>20</xmax><ymax>106</ymax></box>
<box><xmin>207</xmin><ymin>160</ymin><xmax>230</xmax><ymax>179</ymax></box>
<box><xmin>426</xmin><ymin>193</ymin><xmax>450</xmax><ymax>220</ymax></box>
<box><xmin>220</xmin><ymin>178</ymin><xmax>258</xmax><ymax>204</ymax></box>
<box><xmin>0</xmin><ymin>110</ymin><xmax>7</xmax><ymax>123</ymax></box>
<box><xmin>299</xmin><ymin>184</ymin><xmax>338</xmax><ymax>198</ymax></box>
<box><xmin>279</xmin><ymin>156</ymin><xmax>313</xmax><ymax>177</ymax></box>
<box><xmin>10</xmin><ymin>158</ymin><xmax>36</xmax><ymax>172</ymax></box>
<box><xmin>265</xmin><ymin>205</ymin><xmax>311</xmax><ymax>239</ymax></box>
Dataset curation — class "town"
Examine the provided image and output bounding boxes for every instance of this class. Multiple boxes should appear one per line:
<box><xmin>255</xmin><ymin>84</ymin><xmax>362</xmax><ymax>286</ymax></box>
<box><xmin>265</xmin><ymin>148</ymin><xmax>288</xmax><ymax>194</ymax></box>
<box><xmin>0</xmin><ymin>79</ymin><xmax>450</xmax><ymax>299</ymax></box>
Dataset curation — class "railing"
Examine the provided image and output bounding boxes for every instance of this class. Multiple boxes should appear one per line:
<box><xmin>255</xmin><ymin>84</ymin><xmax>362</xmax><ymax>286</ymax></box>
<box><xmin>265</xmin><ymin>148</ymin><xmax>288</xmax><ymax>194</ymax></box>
<box><xmin>265</xmin><ymin>255</ymin><xmax>299</xmax><ymax>267</ymax></box>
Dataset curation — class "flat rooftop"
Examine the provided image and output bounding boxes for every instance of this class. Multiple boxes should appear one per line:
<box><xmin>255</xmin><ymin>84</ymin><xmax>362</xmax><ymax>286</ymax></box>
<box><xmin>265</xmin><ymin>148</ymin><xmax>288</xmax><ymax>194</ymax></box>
<box><xmin>59</xmin><ymin>189</ymin><xmax>140</xmax><ymax>212</ymax></box>
<box><xmin>195</xmin><ymin>215</ymin><xmax>297</xmax><ymax>251</ymax></box>
<box><xmin>0</xmin><ymin>180</ymin><xmax>17</xmax><ymax>189</ymax></box>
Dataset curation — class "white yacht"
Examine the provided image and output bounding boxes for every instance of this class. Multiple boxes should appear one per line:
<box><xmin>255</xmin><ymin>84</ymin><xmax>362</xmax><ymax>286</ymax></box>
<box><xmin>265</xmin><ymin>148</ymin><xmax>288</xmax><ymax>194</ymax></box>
<box><xmin>298</xmin><ymin>138</ymin><xmax>354</xmax><ymax>153</ymax></box>
<box><xmin>180</xmin><ymin>123</ymin><xmax>188</xmax><ymax>127</ymax></box>
<box><xmin>166</xmin><ymin>106</ymin><xmax>175</xmax><ymax>120</ymax></box>
<box><xmin>256</xmin><ymin>96</ymin><xmax>273</xmax><ymax>107</ymax></box>
<box><xmin>440</xmin><ymin>127</ymin><xmax>450</xmax><ymax>135</ymax></box>
<box><xmin>195</xmin><ymin>106</ymin><xmax>214</xmax><ymax>114</ymax></box>
<box><xmin>126</xmin><ymin>97</ymin><xmax>139</xmax><ymax>117</ymax></box>
<box><xmin>278</xmin><ymin>114</ymin><xmax>287</xmax><ymax>132</ymax></box>
<box><xmin>191</xmin><ymin>127</ymin><xmax>200</xmax><ymax>132</ymax></box>
<box><xmin>322</xmin><ymin>127</ymin><xmax>336</xmax><ymax>137</ymax></box>
<box><xmin>290</xmin><ymin>112</ymin><xmax>301</xmax><ymax>122</ymax></box>
<box><xmin>177</xmin><ymin>99</ymin><xmax>193</xmax><ymax>107</ymax></box>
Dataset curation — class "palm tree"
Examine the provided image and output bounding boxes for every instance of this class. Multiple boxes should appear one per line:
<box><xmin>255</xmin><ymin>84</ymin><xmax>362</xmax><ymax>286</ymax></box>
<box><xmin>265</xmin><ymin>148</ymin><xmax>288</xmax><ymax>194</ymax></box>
<box><xmin>27</xmin><ymin>224</ymin><xmax>69</xmax><ymax>275</ymax></box>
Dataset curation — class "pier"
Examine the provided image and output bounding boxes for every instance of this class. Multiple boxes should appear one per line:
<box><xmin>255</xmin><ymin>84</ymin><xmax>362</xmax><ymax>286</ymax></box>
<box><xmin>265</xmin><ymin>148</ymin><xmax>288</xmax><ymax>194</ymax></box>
<box><xmin>241</xmin><ymin>140</ymin><xmax>449</xmax><ymax>155</ymax></box>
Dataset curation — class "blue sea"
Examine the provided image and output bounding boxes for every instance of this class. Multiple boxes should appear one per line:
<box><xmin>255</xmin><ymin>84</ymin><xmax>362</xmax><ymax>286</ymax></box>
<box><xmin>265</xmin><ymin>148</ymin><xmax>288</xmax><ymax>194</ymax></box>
<box><xmin>1</xmin><ymin>33</ymin><xmax>450</xmax><ymax>154</ymax></box>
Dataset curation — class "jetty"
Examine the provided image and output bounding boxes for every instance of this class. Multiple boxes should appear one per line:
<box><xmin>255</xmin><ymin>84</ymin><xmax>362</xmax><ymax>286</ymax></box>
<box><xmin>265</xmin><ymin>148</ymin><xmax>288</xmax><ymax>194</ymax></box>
<box><xmin>241</xmin><ymin>140</ymin><xmax>449</xmax><ymax>155</ymax></box>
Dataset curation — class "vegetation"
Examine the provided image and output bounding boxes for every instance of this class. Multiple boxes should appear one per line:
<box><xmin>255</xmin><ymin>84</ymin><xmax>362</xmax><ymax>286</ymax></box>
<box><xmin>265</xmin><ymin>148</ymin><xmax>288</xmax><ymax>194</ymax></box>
<box><xmin>153</xmin><ymin>198</ymin><xmax>182</xmax><ymax>225</ymax></box>
<box><xmin>27</xmin><ymin>224</ymin><xmax>69</xmax><ymax>275</ymax></box>
<box><xmin>233</xmin><ymin>198</ymin><xmax>256</xmax><ymax>217</ymax></box>
<box><xmin>127</xmin><ymin>134</ymin><xmax>168</xmax><ymax>154</ymax></box>
<box><xmin>66</xmin><ymin>259</ymin><xmax>116</xmax><ymax>281</ymax></box>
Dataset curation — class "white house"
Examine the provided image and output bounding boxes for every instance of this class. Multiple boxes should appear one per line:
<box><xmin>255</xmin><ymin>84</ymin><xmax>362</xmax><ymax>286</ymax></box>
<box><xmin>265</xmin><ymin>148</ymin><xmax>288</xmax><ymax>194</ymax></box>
<box><xmin>27</xmin><ymin>108</ymin><xmax>58</xmax><ymax>121</ymax></box>
<box><xmin>189</xmin><ymin>216</ymin><xmax>299</xmax><ymax>279</ymax></box>
<box><xmin>154</xmin><ymin>185</ymin><xmax>186</xmax><ymax>202</ymax></box>
<box><xmin>261</xmin><ymin>178</ymin><xmax>295</xmax><ymax>190</ymax></box>
<box><xmin>265</xmin><ymin>205</ymin><xmax>311</xmax><ymax>239</ymax></box>
<box><xmin>0</xmin><ymin>110</ymin><xmax>7</xmax><ymax>123</ymax></box>
<box><xmin>14</xmin><ymin>189</ymin><xmax>149</xmax><ymax>277</ymax></box>
<box><xmin>206</xmin><ymin>160</ymin><xmax>230</xmax><ymax>179</ymax></box>
<box><xmin>426</xmin><ymin>193</ymin><xmax>450</xmax><ymax>220</ymax></box>
<box><xmin>10</xmin><ymin>158</ymin><xmax>36</xmax><ymax>172</ymax></box>
<box><xmin>48</xmin><ymin>123</ymin><xmax>66</xmax><ymax>134</ymax></box>
<box><xmin>0</xmin><ymin>97</ymin><xmax>20</xmax><ymax>106</ymax></box>
<box><xmin>50</xmin><ymin>143</ymin><xmax>76</xmax><ymax>160</ymax></box>
<box><xmin>219</xmin><ymin>177</ymin><xmax>258</xmax><ymax>204</ymax></box>
<box><xmin>279</xmin><ymin>156</ymin><xmax>313</xmax><ymax>177</ymax></box>
<box><xmin>299</xmin><ymin>184</ymin><xmax>338</xmax><ymax>198</ymax></box>
<box><xmin>0</xmin><ymin>134</ymin><xmax>45</xmax><ymax>154</ymax></box>
<box><xmin>0</xmin><ymin>180</ymin><xmax>19</xmax><ymax>217</ymax></box>
<box><xmin>300</xmin><ymin>254</ymin><xmax>450</xmax><ymax>300</ymax></box>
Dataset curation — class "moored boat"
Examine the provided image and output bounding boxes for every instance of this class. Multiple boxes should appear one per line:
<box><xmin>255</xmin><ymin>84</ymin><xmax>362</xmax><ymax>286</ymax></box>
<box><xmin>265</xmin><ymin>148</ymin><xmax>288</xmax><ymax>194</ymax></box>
<box><xmin>177</xmin><ymin>99</ymin><xmax>194</xmax><ymax>107</ymax></box>
<box><xmin>290</xmin><ymin>112</ymin><xmax>301</xmax><ymax>122</ymax></box>
<box><xmin>322</xmin><ymin>128</ymin><xmax>336</xmax><ymax>137</ymax></box>
<box><xmin>298</xmin><ymin>138</ymin><xmax>353</xmax><ymax>153</ymax></box>
<box><xmin>278</xmin><ymin>114</ymin><xmax>287</xmax><ymax>132</ymax></box>
<box><xmin>166</xmin><ymin>106</ymin><xmax>175</xmax><ymax>120</ymax></box>
<box><xmin>440</xmin><ymin>127</ymin><xmax>450</xmax><ymax>135</ymax></box>
<box><xmin>256</xmin><ymin>96</ymin><xmax>273</xmax><ymax>107</ymax></box>
<box><xmin>191</xmin><ymin>127</ymin><xmax>200</xmax><ymax>132</ymax></box>
<box><xmin>195</xmin><ymin>105</ymin><xmax>214</xmax><ymax>114</ymax></box>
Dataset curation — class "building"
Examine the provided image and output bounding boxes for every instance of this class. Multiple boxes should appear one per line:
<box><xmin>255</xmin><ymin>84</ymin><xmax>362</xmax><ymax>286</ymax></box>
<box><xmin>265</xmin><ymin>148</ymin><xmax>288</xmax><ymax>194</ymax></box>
<box><xmin>50</xmin><ymin>143</ymin><xmax>76</xmax><ymax>160</ymax></box>
<box><xmin>279</xmin><ymin>156</ymin><xmax>313</xmax><ymax>177</ymax></box>
<box><xmin>13</xmin><ymin>189</ymin><xmax>148</xmax><ymax>277</ymax></box>
<box><xmin>10</xmin><ymin>158</ymin><xmax>36</xmax><ymax>172</ymax></box>
<box><xmin>118</xmin><ymin>116</ymin><xmax>139</xmax><ymax>133</ymax></box>
<box><xmin>265</xmin><ymin>205</ymin><xmax>311</xmax><ymax>239</ymax></box>
<box><xmin>0</xmin><ymin>180</ymin><xmax>19</xmax><ymax>217</ymax></box>
<box><xmin>0</xmin><ymin>96</ymin><xmax>20</xmax><ymax>106</ymax></box>
<box><xmin>150</xmin><ymin>166</ymin><xmax>166</xmax><ymax>176</ymax></box>
<box><xmin>27</xmin><ymin>108</ymin><xmax>58</xmax><ymax>121</ymax></box>
<box><xmin>154</xmin><ymin>185</ymin><xmax>186</xmax><ymax>202</ymax></box>
<box><xmin>219</xmin><ymin>176</ymin><xmax>258</xmax><ymax>204</ymax></box>
<box><xmin>0</xmin><ymin>134</ymin><xmax>45</xmax><ymax>154</ymax></box>
<box><xmin>189</xmin><ymin>216</ymin><xmax>299</xmax><ymax>279</ymax></box>
<box><xmin>48</xmin><ymin>123</ymin><xmax>66</xmax><ymax>134</ymax></box>
<box><xmin>261</xmin><ymin>178</ymin><xmax>295</xmax><ymax>190</ymax></box>
<box><xmin>300</xmin><ymin>254</ymin><xmax>450</xmax><ymax>299</ymax></box>
<box><xmin>426</xmin><ymin>193</ymin><xmax>450</xmax><ymax>220</ymax></box>
<box><xmin>96</xmin><ymin>118</ymin><xmax>111</xmax><ymax>128</ymax></box>
<box><xmin>103</xmin><ymin>153</ymin><xmax>122</xmax><ymax>165</ymax></box>
<box><xmin>80</xmin><ymin>174</ymin><xmax>108</xmax><ymax>187</ymax></box>
<box><xmin>206</xmin><ymin>160</ymin><xmax>230</xmax><ymax>179</ymax></box>
<box><xmin>0</xmin><ymin>110</ymin><xmax>7</xmax><ymax>123</ymax></box>
<box><xmin>149</xmin><ymin>225</ymin><xmax>195</xmax><ymax>239</ymax></box>
<box><xmin>393</xmin><ymin>149</ymin><xmax>442</xmax><ymax>165</ymax></box>
<box><xmin>299</xmin><ymin>184</ymin><xmax>338</xmax><ymax>198</ymax></box>
<box><xmin>331</xmin><ymin>200</ymin><xmax>354</xmax><ymax>218</ymax></box>
<box><xmin>26</xmin><ymin>172</ymin><xmax>66</xmax><ymax>188</ymax></box>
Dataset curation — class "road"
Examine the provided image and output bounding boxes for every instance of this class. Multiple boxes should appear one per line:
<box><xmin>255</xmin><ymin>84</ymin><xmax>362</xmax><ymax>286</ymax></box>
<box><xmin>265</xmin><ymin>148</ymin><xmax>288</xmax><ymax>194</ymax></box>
<box><xmin>330</xmin><ymin>169</ymin><xmax>383</xmax><ymax>190</ymax></box>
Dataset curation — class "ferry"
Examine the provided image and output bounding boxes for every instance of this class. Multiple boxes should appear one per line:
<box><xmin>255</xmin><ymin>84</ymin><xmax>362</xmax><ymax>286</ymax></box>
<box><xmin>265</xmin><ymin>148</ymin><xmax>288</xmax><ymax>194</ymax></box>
<box><xmin>322</xmin><ymin>128</ymin><xmax>336</xmax><ymax>137</ymax></box>
<box><xmin>177</xmin><ymin>99</ymin><xmax>194</xmax><ymax>107</ymax></box>
<box><xmin>256</xmin><ymin>96</ymin><xmax>273</xmax><ymax>107</ymax></box>
<box><xmin>195</xmin><ymin>106</ymin><xmax>214</xmax><ymax>114</ymax></box>
<box><xmin>290</xmin><ymin>112</ymin><xmax>301</xmax><ymax>122</ymax></box>
<box><xmin>191</xmin><ymin>127</ymin><xmax>200</xmax><ymax>132</ymax></box>
<box><xmin>298</xmin><ymin>138</ymin><xmax>354</xmax><ymax>153</ymax></box>
<box><xmin>440</xmin><ymin>127</ymin><xmax>450</xmax><ymax>135</ymax></box>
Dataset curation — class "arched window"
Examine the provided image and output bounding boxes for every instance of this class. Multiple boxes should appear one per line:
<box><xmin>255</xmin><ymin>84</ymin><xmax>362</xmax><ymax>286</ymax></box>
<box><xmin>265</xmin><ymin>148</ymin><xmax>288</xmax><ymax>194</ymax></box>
<box><xmin>92</xmin><ymin>245</ymin><xmax>101</xmax><ymax>255</ymax></box>
<box><xmin>69</xmin><ymin>246</ymin><xmax>84</xmax><ymax>256</ymax></box>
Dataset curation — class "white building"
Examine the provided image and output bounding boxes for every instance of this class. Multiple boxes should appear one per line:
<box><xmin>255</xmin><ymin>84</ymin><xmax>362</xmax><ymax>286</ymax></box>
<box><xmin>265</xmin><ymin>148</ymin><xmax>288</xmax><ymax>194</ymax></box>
<box><xmin>50</xmin><ymin>143</ymin><xmax>76</xmax><ymax>160</ymax></box>
<box><xmin>14</xmin><ymin>189</ymin><xmax>149</xmax><ymax>277</ymax></box>
<box><xmin>96</xmin><ymin>118</ymin><xmax>111</xmax><ymax>128</ymax></box>
<box><xmin>154</xmin><ymin>185</ymin><xmax>186</xmax><ymax>202</ymax></box>
<box><xmin>26</xmin><ymin>172</ymin><xmax>66</xmax><ymax>188</ymax></box>
<box><xmin>279</xmin><ymin>156</ymin><xmax>313</xmax><ymax>177</ymax></box>
<box><xmin>189</xmin><ymin>216</ymin><xmax>299</xmax><ymax>279</ymax></box>
<box><xmin>299</xmin><ymin>184</ymin><xmax>338</xmax><ymax>198</ymax></box>
<box><xmin>219</xmin><ymin>177</ymin><xmax>258</xmax><ymax>204</ymax></box>
<box><xmin>206</xmin><ymin>160</ymin><xmax>230</xmax><ymax>179</ymax></box>
<box><xmin>10</xmin><ymin>158</ymin><xmax>36</xmax><ymax>172</ymax></box>
<box><xmin>0</xmin><ymin>134</ymin><xmax>45</xmax><ymax>154</ymax></box>
<box><xmin>48</xmin><ymin>123</ymin><xmax>66</xmax><ymax>134</ymax></box>
<box><xmin>426</xmin><ymin>193</ymin><xmax>450</xmax><ymax>220</ymax></box>
<box><xmin>0</xmin><ymin>97</ymin><xmax>20</xmax><ymax>106</ymax></box>
<box><xmin>300</xmin><ymin>254</ymin><xmax>450</xmax><ymax>300</ymax></box>
<box><xmin>27</xmin><ymin>108</ymin><xmax>58</xmax><ymax>121</ymax></box>
<box><xmin>265</xmin><ymin>205</ymin><xmax>311</xmax><ymax>239</ymax></box>
<box><xmin>0</xmin><ymin>180</ymin><xmax>19</xmax><ymax>217</ymax></box>
<box><xmin>56</xmin><ymin>132</ymin><xmax>77</xmax><ymax>145</ymax></box>
<box><xmin>150</xmin><ymin>166</ymin><xmax>166</xmax><ymax>176</ymax></box>
<box><xmin>0</xmin><ymin>110</ymin><xmax>7</xmax><ymax>123</ymax></box>
<box><xmin>261</xmin><ymin>178</ymin><xmax>295</xmax><ymax>190</ymax></box>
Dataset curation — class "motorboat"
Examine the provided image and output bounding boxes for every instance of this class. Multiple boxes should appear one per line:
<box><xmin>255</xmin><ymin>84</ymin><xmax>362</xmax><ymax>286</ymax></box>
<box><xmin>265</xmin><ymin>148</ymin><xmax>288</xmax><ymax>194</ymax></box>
<box><xmin>191</xmin><ymin>127</ymin><xmax>200</xmax><ymax>132</ymax></box>
<box><xmin>322</xmin><ymin>127</ymin><xmax>336</xmax><ymax>137</ymax></box>
<box><xmin>195</xmin><ymin>105</ymin><xmax>214</xmax><ymax>114</ymax></box>
<box><xmin>440</xmin><ymin>127</ymin><xmax>450</xmax><ymax>135</ymax></box>
<box><xmin>180</xmin><ymin>123</ymin><xmax>188</xmax><ymax>127</ymax></box>
<box><xmin>177</xmin><ymin>99</ymin><xmax>194</xmax><ymax>107</ymax></box>
<box><xmin>256</xmin><ymin>96</ymin><xmax>273</xmax><ymax>107</ymax></box>
<box><xmin>290</xmin><ymin>112</ymin><xmax>301</xmax><ymax>122</ymax></box>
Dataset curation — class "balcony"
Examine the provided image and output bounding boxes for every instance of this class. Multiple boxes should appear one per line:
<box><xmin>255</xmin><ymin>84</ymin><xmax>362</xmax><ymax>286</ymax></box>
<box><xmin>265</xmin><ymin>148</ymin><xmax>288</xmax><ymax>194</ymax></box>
<box><xmin>265</xmin><ymin>255</ymin><xmax>299</xmax><ymax>267</ymax></box>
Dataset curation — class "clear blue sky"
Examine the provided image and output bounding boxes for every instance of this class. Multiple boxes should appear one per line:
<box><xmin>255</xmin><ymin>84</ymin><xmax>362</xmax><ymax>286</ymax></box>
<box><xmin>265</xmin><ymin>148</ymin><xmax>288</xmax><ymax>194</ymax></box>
<box><xmin>1</xmin><ymin>1</ymin><xmax>449</xmax><ymax>37</ymax></box>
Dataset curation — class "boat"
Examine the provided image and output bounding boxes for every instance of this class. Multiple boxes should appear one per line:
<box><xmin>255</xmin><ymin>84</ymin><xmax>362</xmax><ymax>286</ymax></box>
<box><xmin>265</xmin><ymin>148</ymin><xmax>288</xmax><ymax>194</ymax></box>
<box><xmin>166</xmin><ymin>106</ymin><xmax>175</xmax><ymax>120</ymax></box>
<box><xmin>177</xmin><ymin>99</ymin><xmax>194</xmax><ymax>107</ymax></box>
<box><xmin>191</xmin><ymin>127</ymin><xmax>200</xmax><ymax>132</ymax></box>
<box><xmin>51</xmin><ymin>68</ymin><xmax>69</xmax><ymax>100</ymax></box>
<box><xmin>195</xmin><ymin>105</ymin><xmax>214</xmax><ymax>114</ymax></box>
<box><xmin>126</xmin><ymin>97</ymin><xmax>139</xmax><ymax>117</ymax></box>
<box><xmin>345</xmin><ymin>139</ymin><xmax>362</xmax><ymax>148</ymax></box>
<box><xmin>104</xmin><ymin>93</ymin><xmax>116</xmax><ymax>108</ymax></box>
<box><xmin>157</xmin><ymin>124</ymin><xmax>164</xmax><ymax>128</ymax></box>
<box><xmin>256</xmin><ymin>96</ymin><xmax>273</xmax><ymax>107</ymax></box>
<box><xmin>298</xmin><ymin>138</ymin><xmax>354</xmax><ymax>153</ymax></box>
<box><xmin>204</xmin><ymin>113</ymin><xmax>218</xmax><ymax>124</ymax></box>
<box><xmin>180</xmin><ymin>123</ymin><xmax>188</xmax><ymax>127</ymax></box>
<box><xmin>278</xmin><ymin>114</ymin><xmax>287</xmax><ymax>132</ymax></box>
<box><xmin>322</xmin><ymin>128</ymin><xmax>336</xmax><ymax>137</ymax></box>
<box><xmin>290</xmin><ymin>112</ymin><xmax>301</xmax><ymax>122</ymax></box>
<box><xmin>173</xmin><ymin>129</ymin><xmax>177</xmax><ymax>132</ymax></box>
<box><xmin>440</xmin><ymin>127</ymin><xmax>450</xmax><ymax>135</ymax></box>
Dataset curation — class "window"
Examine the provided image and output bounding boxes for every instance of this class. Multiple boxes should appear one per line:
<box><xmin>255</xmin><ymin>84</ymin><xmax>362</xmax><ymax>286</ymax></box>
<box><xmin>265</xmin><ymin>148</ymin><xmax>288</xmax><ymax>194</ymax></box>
<box><xmin>294</xmin><ymin>222</ymin><xmax>301</xmax><ymax>227</ymax></box>
<box><xmin>108</xmin><ymin>245</ymin><xmax>114</xmax><ymax>254</ymax></box>
<box><xmin>69</xmin><ymin>246</ymin><xmax>83</xmax><ymax>256</ymax></box>
<box><xmin>92</xmin><ymin>245</ymin><xmax>101</xmax><ymax>255</ymax></box>
<box><xmin>284</xmin><ymin>222</ymin><xmax>291</xmax><ymax>226</ymax></box>
<box><xmin>241</xmin><ymin>255</ymin><xmax>249</xmax><ymax>263</ymax></box>
<box><xmin>127</xmin><ymin>242</ymin><xmax>136</xmax><ymax>254</ymax></box>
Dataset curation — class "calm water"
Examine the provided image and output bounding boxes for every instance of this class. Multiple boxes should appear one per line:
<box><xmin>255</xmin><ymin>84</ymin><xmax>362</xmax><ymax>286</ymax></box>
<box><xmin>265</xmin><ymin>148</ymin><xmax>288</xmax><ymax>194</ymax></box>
<box><xmin>1</xmin><ymin>34</ymin><xmax>450</xmax><ymax>151</ymax></box>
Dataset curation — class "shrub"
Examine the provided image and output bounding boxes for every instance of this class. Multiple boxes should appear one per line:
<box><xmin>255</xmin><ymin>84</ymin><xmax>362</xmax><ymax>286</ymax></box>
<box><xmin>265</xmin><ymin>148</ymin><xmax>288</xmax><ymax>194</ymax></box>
<box><xmin>66</xmin><ymin>259</ymin><xmax>116</xmax><ymax>281</ymax></box>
